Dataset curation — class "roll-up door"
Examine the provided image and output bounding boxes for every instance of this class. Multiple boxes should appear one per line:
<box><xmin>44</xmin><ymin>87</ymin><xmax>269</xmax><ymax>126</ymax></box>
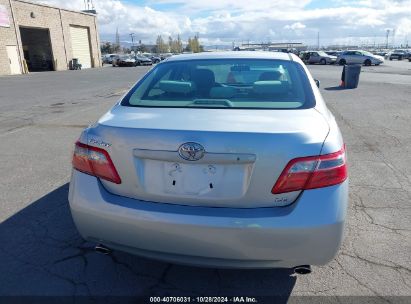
<box><xmin>70</xmin><ymin>26</ymin><xmax>92</xmax><ymax>69</ymax></box>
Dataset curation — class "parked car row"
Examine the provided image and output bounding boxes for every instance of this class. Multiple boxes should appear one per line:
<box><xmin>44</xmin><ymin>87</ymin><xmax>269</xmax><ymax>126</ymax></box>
<box><xmin>300</xmin><ymin>48</ymin><xmax>411</xmax><ymax>66</ymax></box>
<box><xmin>102</xmin><ymin>53</ymin><xmax>170</xmax><ymax>67</ymax></box>
<box><xmin>385</xmin><ymin>50</ymin><xmax>411</xmax><ymax>61</ymax></box>
<box><xmin>112</xmin><ymin>55</ymin><xmax>153</xmax><ymax>67</ymax></box>
<box><xmin>300</xmin><ymin>50</ymin><xmax>384</xmax><ymax>66</ymax></box>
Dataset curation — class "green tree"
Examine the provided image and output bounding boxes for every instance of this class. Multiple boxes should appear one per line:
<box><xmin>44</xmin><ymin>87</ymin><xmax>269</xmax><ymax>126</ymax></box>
<box><xmin>185</xmin><ymin>35</ymin><xmax>202</xmax><ymax>53</ymax></box>
<box><xmin>100</xmin><ymin>42</ymin><xmax>120</xmax><ymax>54</ymax></box>
<box><xmin>176</xmin><ymin>34</ymin><xmax>183</xmax><ymax>53</ymax></box>
<box><xmin>156</xmin><ymin>35</ymin><xmax>167</xmax><ymax>53</ymax></box>
<box><xmin>168</xmin><ymin>36</ymin><xmax>173</xmax><ymax>53</ymax></box>
<box><xmin>135</xmin><ymin>44</ymin><xmax>148</xmax><ymax>53</ymax></box>
<box><xmin>100</xmin><ymin>42</ymin><xmax>111</xmax><ymax>54</ymax></box>
<box><xmin>185</xmin><ymin>37</ymin><xmax>192</xmax><ymax>52</ymax></box>
<box><xmin>151</xmin><ymin>45</ymin><xmax>158</xmax><ymax>53</ymax></box>
<box><xmin>112</xmin><ymin>43</ymin><xmax>120</xmax><ymax>53</ymax></box>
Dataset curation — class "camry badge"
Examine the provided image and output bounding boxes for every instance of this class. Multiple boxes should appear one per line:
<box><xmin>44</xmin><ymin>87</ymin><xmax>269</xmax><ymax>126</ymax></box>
<box><xmin>88</xmin><ymin>138</ymin><xmax>112</xmax><ymax>148</ymax></box>
<box><xmin>178</xmin><ymin>142</ymin><xmax>205</xmax><ymax>161</ymax></box>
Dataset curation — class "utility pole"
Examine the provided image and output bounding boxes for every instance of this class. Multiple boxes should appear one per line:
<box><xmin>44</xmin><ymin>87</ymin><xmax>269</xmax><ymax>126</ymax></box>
<box><xmin>129</xmin><ymin>33</ymin><xmax>136</xmax><ymax>50</ymax></box>
<box><xmin>84</xmin><ymin>0</ymin><xmax>94</xmax><ymax>10</ymax></box>
<box><xmin>386</xmin><ymin>29</ymin><xmax>390</xmax><ymax>49</ymax></box>
<box><xmin>392</xmin><ymin>29</ymin><xmax>395</xmax><ymax>47</ymax></box>
<box><xmin>115</xmin><ymin>27</ymin><xmax>120</xmax><ymax>49</ymax></box>
<box><xmin>317</xmin><ymin>31</ymin><xmax>320</xmax><ymax>50</ymax></box>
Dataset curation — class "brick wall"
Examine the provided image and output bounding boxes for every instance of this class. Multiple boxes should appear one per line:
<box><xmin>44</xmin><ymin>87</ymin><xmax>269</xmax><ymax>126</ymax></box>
<box><xmin>12</xmin><ymin>0</ymin><xmax>67</xmax><ymax>71</ymax></box>
<box><xmin>60</xmin><ymin>9</ymin><xmax>101</xmax><ymax>68</ymax></box>
<box><xmin>0</xmin><ymin>0</ymin><xmax>19</xmax><ymax>75</ymax></box>
<box><xmin>0</xmin><ymin>0</ymin><xmax>101</xmax><ymax>75</ymax></box>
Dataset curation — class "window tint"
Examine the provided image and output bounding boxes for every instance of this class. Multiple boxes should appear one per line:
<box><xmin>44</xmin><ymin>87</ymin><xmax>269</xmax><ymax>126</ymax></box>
<box><xmin>121</xmin><ymin>59</ymin><xmax>315</xmax><ymax>109</ymax></box>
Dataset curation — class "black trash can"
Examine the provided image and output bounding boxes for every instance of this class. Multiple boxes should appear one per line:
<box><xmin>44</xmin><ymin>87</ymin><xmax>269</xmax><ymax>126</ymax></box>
<box><xmin>343</xmin><ymin>64</ymin><xmax>361</xmax><ymax>89</ymax></box>
<box><xmin>69</xmin><ymin>58</ymin><xmax>82</xmax><ymax>70</ymax></box>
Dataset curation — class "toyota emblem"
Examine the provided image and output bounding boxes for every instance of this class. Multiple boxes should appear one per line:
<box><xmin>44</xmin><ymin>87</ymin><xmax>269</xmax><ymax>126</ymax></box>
<box><xmin>178</xmin><ymin>142</ymin><xmax>205</xmax><ymax>161</ymax></box>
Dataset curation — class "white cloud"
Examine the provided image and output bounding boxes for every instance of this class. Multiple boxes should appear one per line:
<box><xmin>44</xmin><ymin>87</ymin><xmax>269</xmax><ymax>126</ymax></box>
<box><xmin>34</xmin><ymin>0</ymin><xmax>411</xmax><ymax>46</ymax></box>
<box><xmin>395</xmin><ymin>18</ymin><xmax>411</xmax><ymax>37</ymax></box>
<box><xmin>284</xmin><ymin>22</ymin><xmax>306</xmax><ymax>30</ymax></box>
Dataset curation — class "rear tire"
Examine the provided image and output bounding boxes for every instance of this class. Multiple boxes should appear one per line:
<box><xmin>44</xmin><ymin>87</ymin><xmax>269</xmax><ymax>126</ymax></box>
<box><xmin>320</xmin><ymin>59</ymin><xmax>326</xmax><ymax>65</ymax></box>
<box><xmin>339</xmin><ymin>59</ymin><xmax>346</xmax><ymax>65</ymax></box>
<box><xmin>364</xmin><ymin>59</ymin><xmax>372</xmax><ymax>66</ymax></box>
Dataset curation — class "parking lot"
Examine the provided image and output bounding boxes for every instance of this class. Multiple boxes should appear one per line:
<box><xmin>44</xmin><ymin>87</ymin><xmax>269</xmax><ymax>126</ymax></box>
<box><xmin>0</xmin><ymin>61</ymin><xmax>410</xmax><ymax>302</ymax></box>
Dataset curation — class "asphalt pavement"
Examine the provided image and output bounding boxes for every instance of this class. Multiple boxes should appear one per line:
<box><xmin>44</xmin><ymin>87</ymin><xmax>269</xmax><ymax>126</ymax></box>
<box><xmin>0</xmin><ymin>61</ymin><xmax>410</xmax><ymax>302</ymax></box>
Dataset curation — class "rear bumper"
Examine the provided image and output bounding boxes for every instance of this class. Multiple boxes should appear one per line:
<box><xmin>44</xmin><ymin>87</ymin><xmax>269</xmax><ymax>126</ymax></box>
<box><xmin>69</xmin><ymin>170</ymin><xmax>348</xmax><ymax>268</ymax></box>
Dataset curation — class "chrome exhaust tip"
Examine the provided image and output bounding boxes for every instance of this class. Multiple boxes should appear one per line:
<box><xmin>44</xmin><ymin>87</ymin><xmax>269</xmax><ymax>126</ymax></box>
<box><xmin>94</xmin><ymin>243</ymin><xmax>112</xmax><ymax>255</ymax></box>
<box><xmin>293</xmin><ymin>265</ymin><xmax>312</xmax><ymax>275</ymax></box>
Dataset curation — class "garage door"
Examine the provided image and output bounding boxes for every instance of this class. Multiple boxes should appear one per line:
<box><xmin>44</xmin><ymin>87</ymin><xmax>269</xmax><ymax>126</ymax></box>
<box><xmin>70</xmin><ymin>26</ymin><xmax>92</xmax><ymax>69</ymax></box>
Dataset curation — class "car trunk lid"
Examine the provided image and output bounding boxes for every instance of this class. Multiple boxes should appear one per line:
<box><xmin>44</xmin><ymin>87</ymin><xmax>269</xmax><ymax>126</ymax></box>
<box><xmin>86</xmin><ymin>106</ymin><xmax>329</xmax><ymax>208</ymax></box>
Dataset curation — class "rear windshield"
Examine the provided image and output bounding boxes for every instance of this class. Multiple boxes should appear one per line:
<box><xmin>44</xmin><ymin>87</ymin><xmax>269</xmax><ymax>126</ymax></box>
<box><xmin>121</xmin><ymin>59</ymin><xmax>315</xmax><ymax>109</ymax></box>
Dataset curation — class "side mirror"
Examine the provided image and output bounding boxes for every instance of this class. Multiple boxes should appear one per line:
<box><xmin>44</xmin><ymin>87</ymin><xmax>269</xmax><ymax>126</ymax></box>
<box><xmin>314</xmin><ymin>79</ymin><xmax>320</xmax><ymax>88</ymax></box>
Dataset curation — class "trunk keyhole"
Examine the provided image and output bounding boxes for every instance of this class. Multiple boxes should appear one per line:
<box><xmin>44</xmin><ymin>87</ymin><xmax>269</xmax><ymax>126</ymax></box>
<box><xmin>209</xmin><ymin>183</ymin><xmax>213</xmax><ymax>189</ymax></box>
<box><xmin>172</xmin><ymin>180</ymin><xmax>176</xmax><ymax>186</ymax></box>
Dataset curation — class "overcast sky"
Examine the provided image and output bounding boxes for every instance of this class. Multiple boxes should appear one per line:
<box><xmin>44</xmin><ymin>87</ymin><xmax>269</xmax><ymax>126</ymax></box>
<box><xmin>36</xmin><ymin>0</ymin><xmax>411</xmax><ymax>47</ymax></box>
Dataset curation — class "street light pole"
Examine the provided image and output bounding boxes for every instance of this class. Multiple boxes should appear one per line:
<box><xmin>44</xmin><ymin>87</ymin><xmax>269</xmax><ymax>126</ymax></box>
<box><xmin>129</xmin><ymin>33</ymin><xmax>136</xmax><ymax>51</ymax></box>
<box><xmin>386</xmin><ymin>29</ymin><xmax>390</xmax><ymax>49</ymax></box>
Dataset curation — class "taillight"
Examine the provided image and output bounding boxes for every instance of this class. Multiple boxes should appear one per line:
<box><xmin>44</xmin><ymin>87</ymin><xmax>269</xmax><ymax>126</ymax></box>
<box><xmin>272</xmin><ymin>146</ymin><xmax>347</xmax><ymax>194</ymax></box>
<box><xmin>72</xmin><ymin>141</ymin><xmax>121</xmax><ymax>184</ymax></box>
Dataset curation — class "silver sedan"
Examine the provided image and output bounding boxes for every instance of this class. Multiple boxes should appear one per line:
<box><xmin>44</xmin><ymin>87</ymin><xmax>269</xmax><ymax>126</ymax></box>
<box><xmin>337</xmin><ymin>50</ymin><xmax>384</xmax><ymax>66</ymax></box>
<box><xmin>69</xmin><ymin>51</ymin><xmax>348</xmax><ymax>270</ymax></box>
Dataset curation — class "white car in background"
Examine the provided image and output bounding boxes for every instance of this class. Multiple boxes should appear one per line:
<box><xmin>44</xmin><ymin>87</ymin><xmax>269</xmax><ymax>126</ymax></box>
<box><xmin>301</xmin><ymin>51</ymin><xmax>337</xmax><ymax>65</ymax></box>
<box><xmin>102</xmin><ymin>54</ymin><xmax>117</xmax><ymax>64</ymax></box>
<box><xmin>337</xmin><ymin>50</ymin><xmax>384</xmax><ymax>66</ymax></box>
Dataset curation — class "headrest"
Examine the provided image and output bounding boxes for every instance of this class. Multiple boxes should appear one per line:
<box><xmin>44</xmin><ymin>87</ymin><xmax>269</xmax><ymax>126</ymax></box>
<box><xmin>258</xmin><ymin>71</ymin><xmax>283</xmax><ymax>81</ymax></box>
<box><xmin>191</xmin><ymin>69</ymin><xmax>215</xmax><ymax>86</ymax></box>
<box><xmin>159</xmin><ymin>80</ymin><xmax>195</xmax><ymax>94</ymax></box>
<box><xmin>253</xmin><ymin>81</ymin><xmax>288</xmax><ymax>95</ymax></box>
